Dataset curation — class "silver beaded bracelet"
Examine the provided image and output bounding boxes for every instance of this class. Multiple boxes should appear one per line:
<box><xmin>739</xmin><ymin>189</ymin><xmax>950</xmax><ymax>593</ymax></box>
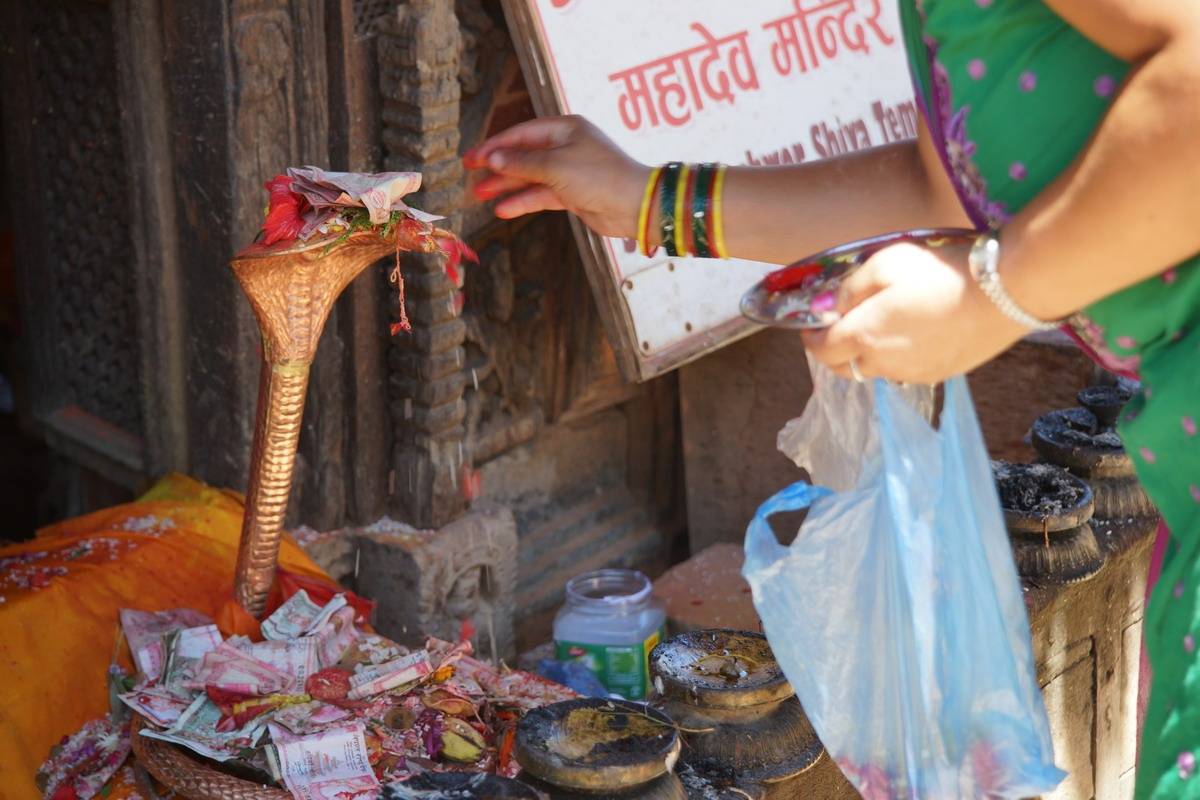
<box><xmin>967</xmin><ymin>232</ymin><xmax>1062</xmax><ymax>332</ymax></box>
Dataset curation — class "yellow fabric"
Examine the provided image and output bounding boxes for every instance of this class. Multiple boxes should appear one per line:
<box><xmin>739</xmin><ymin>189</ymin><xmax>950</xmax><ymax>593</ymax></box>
<box><xmin>0</xmin><ymin>474</ymin><xmax>327</xmax><ymax>800</ymax></box>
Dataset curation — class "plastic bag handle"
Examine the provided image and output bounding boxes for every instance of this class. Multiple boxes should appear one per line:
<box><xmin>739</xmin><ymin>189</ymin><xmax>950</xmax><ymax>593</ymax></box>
<box><xmin>744</xmin><ymin>481</ymin><xmax>832</xmax><ymax>571</ymax></box>
<box><xmin>747</xmin><ymin>378</ymin><xmax>963</xmax><ymax>571</ymax></box>
<box><xmin>872</xmin><ymin>375</ymin><xmax>968</xmax><ymax>432</ymax></box>
<box><xmin>939</xmin><ymin>375</ymin><xmax>970</xmax><ymax>431</ymax></box>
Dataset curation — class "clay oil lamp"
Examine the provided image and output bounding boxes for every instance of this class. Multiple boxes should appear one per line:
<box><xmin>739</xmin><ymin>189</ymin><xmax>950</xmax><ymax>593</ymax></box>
<box><xmin>1031</xmin><ymin>386</ymin><xmax>1159</xmax><ymax>552</ymax></box>
<box><xmin>514</xmin><ymin>698</ymin><xmax>686</xmax><ymax>799</ymax></box>
<box><xmin>649</xmin><ymin>630</ymin><xmax>824</xmax><ymax>799</ymax></box>
<box><xmin>992</xmin><ymin>461</ymin><xmax>1106</xmax><ymax>584</ymax></box>
<box><xmin>1076</xmin><ymin>383</ymin><xmax>1132</xmax><ymax>428</ymax></box>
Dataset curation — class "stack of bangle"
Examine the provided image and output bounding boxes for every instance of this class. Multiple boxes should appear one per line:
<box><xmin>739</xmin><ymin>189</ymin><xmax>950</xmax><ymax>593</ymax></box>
<box><xmin>636</xmin><ymin>161</ymin><xmax>729</xmax><ymax>259</ymax></box>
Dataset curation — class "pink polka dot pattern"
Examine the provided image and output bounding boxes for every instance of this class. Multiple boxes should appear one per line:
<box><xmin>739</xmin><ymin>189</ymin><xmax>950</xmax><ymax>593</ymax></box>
<box><xmin>1184</xmin><ymin>416</ymin><xmax>1197</xmax><ymax>436</ymax></box>
<box><xmin>976</xmin><ymin>0</ymin><xmax>993</xmax><ymax>6</ymax></box>
<box><xmin>1182</xmin><ymin>751</ymin><xmax>1197</xmax><ymax>780</ymax></box>
<box><xmin>1009</xmin><ymin>162</ymin><xmax>1027</xmax><ymax>181</ymax></box>
<box><xmin>1176</xmin><ymin>582</ymin><xmax>1187</xmax><ymax>599</ymax></box>
<box><xmin>1140</xmin><ymin>447</ymin><xmax>1157</xmax><ymax>464</ymax></box>
<box><xmin>1163</xmin><ymin>269</ymin><xmax>1179</xmax><ymax>284</ymax></box>
<box><xmin>968</xmin><ymin>59</ymin><xmax>986</xmax><ymax>80</ymax></box>
<box><xmin>1094</xmin><ymin>75</ymin><xmax>1116</xmax><ymax>97</ymax></box>
<box><xmin>1185</xmin><ymin>634</ymin><xmax>1196</xmax><ymax>654</ymax></box>
<box><xmin>1116</xmin><ymin>335</ymin><xmax>1137</xmax><ymax>349</ymax></box>
<box><xmin>1019</xmin><ymin>71</ymin><xmax>1037</xmax><ymax>92</ymax></box>
<box><xmin>1191</xmin><ymin>485</ymin><xmax>1200</xmax><ymax>503</ymax></box>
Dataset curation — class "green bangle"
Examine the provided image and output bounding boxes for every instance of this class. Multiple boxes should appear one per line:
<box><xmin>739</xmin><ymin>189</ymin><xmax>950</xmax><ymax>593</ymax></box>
<box><xmin>690</xmin><ymin>163</ymin><xmax>716</xmax><ymax>259</ymax></box>
<box><xmin>659</xmin><ymin>162</ymin><xmax>682</xmax><ymax>258</ymax></box>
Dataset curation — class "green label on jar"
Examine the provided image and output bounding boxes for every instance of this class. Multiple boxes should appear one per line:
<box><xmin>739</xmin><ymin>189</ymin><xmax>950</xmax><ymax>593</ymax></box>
<box><xmin>556</xmin><ymin>628</ymin><xmax>664</xmax><ymax>700</ymax></box>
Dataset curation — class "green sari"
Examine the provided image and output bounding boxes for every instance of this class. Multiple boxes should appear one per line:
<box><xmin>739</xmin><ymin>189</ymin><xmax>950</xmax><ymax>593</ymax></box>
<box><xmin>899</xmin><ymin>2</ymin><xmax>1200</xmax><ymax>797</ymax></box>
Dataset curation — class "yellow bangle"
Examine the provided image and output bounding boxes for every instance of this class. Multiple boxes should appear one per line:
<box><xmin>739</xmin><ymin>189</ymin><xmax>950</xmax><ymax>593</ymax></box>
<box><xmin>673</xmin><ymin>163</ymin><xmax>691</xmax><ymax>257</ymax></box>
<box><xmin>636</xmin><ymin>166</ymin><xmax>663</xmax><ymax>257</ymax></box>
<box><xmin>711</xmin><ymin>164</ymin><xmax>729</xmax><ymax>259</ymax></box>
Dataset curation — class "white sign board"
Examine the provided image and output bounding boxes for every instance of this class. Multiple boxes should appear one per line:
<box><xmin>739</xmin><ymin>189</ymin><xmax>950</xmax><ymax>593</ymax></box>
<box><xmin>501</xmin><ymin>0</ymin><xmax>916</xmax><ymax>381</ymax></box>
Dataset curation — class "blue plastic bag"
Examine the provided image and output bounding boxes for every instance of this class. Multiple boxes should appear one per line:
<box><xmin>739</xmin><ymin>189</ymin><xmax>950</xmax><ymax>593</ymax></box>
<box><xmin>535</xmin><ymin>658</ymin><xmax>611</xmax><ymax>698</ymax></box>
<box><xmin>743</xmin><ymin>377</ymin><xmax>1064</xmax><ymax>799</ymax></box>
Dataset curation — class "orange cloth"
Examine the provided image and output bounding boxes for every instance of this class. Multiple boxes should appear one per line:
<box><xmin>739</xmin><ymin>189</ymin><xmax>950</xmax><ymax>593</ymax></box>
<box><xmin>0</xmin><ymin>474</ymin><xmax>329</xmax><ymax>799</ymax></box>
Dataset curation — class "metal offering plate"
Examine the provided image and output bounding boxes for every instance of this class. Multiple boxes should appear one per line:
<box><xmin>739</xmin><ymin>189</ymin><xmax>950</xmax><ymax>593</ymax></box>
<box><xmin>739</xmin><ymin>228</ymin><xmax>977</xmax><ymax>329</ymax></box>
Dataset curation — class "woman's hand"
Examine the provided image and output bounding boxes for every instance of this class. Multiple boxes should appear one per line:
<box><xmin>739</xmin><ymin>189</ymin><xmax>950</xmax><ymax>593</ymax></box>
<box><xmin>801</xmin><ymin>243</ymin><xmax>1029</xmax><ymax>385</ymax></box>
<box><xmin>465</xmin><ymin>113</ymin><xmax>971</xmax><ymax>265</ymax></box>
<box><xmin>463</xmin><ymin>115</ymin><xmax>648</xmax><ymax>239</ymax></box>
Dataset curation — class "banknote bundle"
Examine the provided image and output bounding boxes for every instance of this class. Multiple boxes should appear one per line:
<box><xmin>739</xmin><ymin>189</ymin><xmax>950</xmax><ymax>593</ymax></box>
<box><xmin>104</xmin><ymin>591</ymin><xmax>577</xmax><ymax>800</ymax></box>
<box><xmin>281</xmin><ymin>167</ymin><xmax>442</xmax><ymax>242</ymax></box>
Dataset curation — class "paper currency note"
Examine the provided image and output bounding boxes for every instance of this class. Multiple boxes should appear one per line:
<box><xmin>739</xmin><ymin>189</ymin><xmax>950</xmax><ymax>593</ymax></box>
<box><xmin>141</xmin><ymin>695</ymin><xmax>266</xmax><ymax>762</ymax></box>
<box><xmin>339</xmin><ymin>634</ymin><xmax>406</xmax><ymax>668</ymax></box>
<box><xmin>269</xmin><ymin>701</ymin><xmax>352</xmax><ymax>737</ymax></box>
<box><xmin>176</xmin><ymin>625</ymin><xmax>223</xmax><ymax>657</ymax></box>
<box><xmin>242</xmin><ymin>638</ymin><xmax>320</xmax><ymax>694</ymax></box>
<box><xmin>261</xmin><ymin>591</ymin><xmax>348</xmax><ymax>641</ymax></box>
<box><xmin>261</xmin><ymin>590</ymin><xmax>324</xmax><ymax>640</ymax></box>
<box><xmin>308</xmin><ymin>595</ymin><xmax>349</xmax><ymax>633</ymax></box>
<box><xmin>313</xmin><ymin>606</ymin><xmax>360</xmax><ymax>668</ymax></box>
<box><xmin>192</xmin><ymin>642</ymin><xmax>293</xmax><ymax>695</ymax></box>
<box><xmin>120</xmin><ymin>608</ymin><xmax>213</xmax><ymax>681</ymax></box>
<box><xmin>161</xmin><ymin>624</ymin><xmax>223</xmax><ymax>688</ymax></box>
<box><xmin>119</xmin><ymin>686</ymin><xmax>194</xmax><ymax>727</ymax></box>
<box><xmin>346</xmin><ymin>651</ymin><xmax>432</xmax><ymax>700</ymax></box>
<box><xmin>288</xmin><ymin>167</ymin><xmax>422</xmax><ymax>220</ymax></box>
<box><xmin>295</xmin><ymin>208</ymin><xmax>342</xmax><ymax>242</ymax></box>
<box><xmin>287</xmin><ymin>167</ymin><xmax>441</xmax><ymax>229</ymax></box>
<box><xmin>267</xmin><ymin>722</ymin><xmax>380</xmax><ymax>800</ymax></box>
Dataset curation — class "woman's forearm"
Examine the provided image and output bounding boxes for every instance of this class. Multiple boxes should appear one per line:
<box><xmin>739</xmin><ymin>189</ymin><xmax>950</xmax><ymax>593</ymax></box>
<box><xmin>1001</xmin><ymin>24</ymin><xmax>1200</xmax><ymax>320</ymax></box>
<box><xmin>648</xmin><ymin>119</ymin><xmax>971</xmax><ymax>265</ymax></box>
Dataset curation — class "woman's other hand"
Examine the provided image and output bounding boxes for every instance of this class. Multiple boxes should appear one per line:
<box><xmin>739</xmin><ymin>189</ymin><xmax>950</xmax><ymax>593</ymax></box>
<box><xmin>463</xmin><ymin>115</ymin><xmax>648</xmax><ymax>240</ymax></box>
<box><xmin>801</xmin><ymin>243</ymin><xmax>1028</xmax><ymax>385</ymax></box>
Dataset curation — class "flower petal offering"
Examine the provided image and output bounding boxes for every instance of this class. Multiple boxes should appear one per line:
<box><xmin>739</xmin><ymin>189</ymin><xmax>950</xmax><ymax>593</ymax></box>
<box><xmin>739</xmin><ymin>228</ymin><xmax>976</xmax><ymax>329</ymax></box>
<box><xmin>258</xmin><ymin>167</ymin><xmax>479</xmax><ymax>335</ymax></box>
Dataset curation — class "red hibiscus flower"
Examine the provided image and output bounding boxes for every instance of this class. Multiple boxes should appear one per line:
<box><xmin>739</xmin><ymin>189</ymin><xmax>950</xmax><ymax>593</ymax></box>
<box><xmin>261</xmin><ymin>175</ymin><xmax>311</xmax><ymax>245</ymax></box>
<box><xmin>435</xmin><ymin>231</ymin><xmax>479</xmax><ymax>287</ymax></box>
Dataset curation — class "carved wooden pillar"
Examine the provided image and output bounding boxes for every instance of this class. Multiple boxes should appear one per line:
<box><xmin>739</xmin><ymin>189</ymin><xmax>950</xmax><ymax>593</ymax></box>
<box><xmin>378</xmin><ymin>0</ymin><xmax>469</xmax><ymax>528</ymax></box>
<box><xmin>139</xmin><ymin>0</ymin><xmax>348</xmax><ymax>525</ymax></box>
<box><xmin>143</xmin><ymin>0</ymin><xmax>295</xmax><ymax>493</ymax></box>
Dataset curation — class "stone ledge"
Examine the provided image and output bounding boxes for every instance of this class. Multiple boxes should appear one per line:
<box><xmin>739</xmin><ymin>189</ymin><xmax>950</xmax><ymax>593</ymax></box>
<box><xmin>652</xmin><ymin>542</ymin><xmax>759</xmax><ymax>634</ymax></box>
<box><xmin>293</xmin><ymin>504</ymin><xmax>517</xmax><ymax>662</ymax></box>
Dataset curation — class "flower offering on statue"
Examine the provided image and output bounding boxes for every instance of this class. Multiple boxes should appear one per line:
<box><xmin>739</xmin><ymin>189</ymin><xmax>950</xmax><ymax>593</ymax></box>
<box><xmin>259</xmin><ymin>167</ymin><xmax>478</xmax><ymax>335</ymax></box>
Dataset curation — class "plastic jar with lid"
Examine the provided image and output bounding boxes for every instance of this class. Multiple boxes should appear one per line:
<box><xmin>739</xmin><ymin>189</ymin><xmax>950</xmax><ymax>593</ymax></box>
<box><xmin>552</xmin><ymin>569</ymin><xmax>666</xmax><ymax>700</ymax></box>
